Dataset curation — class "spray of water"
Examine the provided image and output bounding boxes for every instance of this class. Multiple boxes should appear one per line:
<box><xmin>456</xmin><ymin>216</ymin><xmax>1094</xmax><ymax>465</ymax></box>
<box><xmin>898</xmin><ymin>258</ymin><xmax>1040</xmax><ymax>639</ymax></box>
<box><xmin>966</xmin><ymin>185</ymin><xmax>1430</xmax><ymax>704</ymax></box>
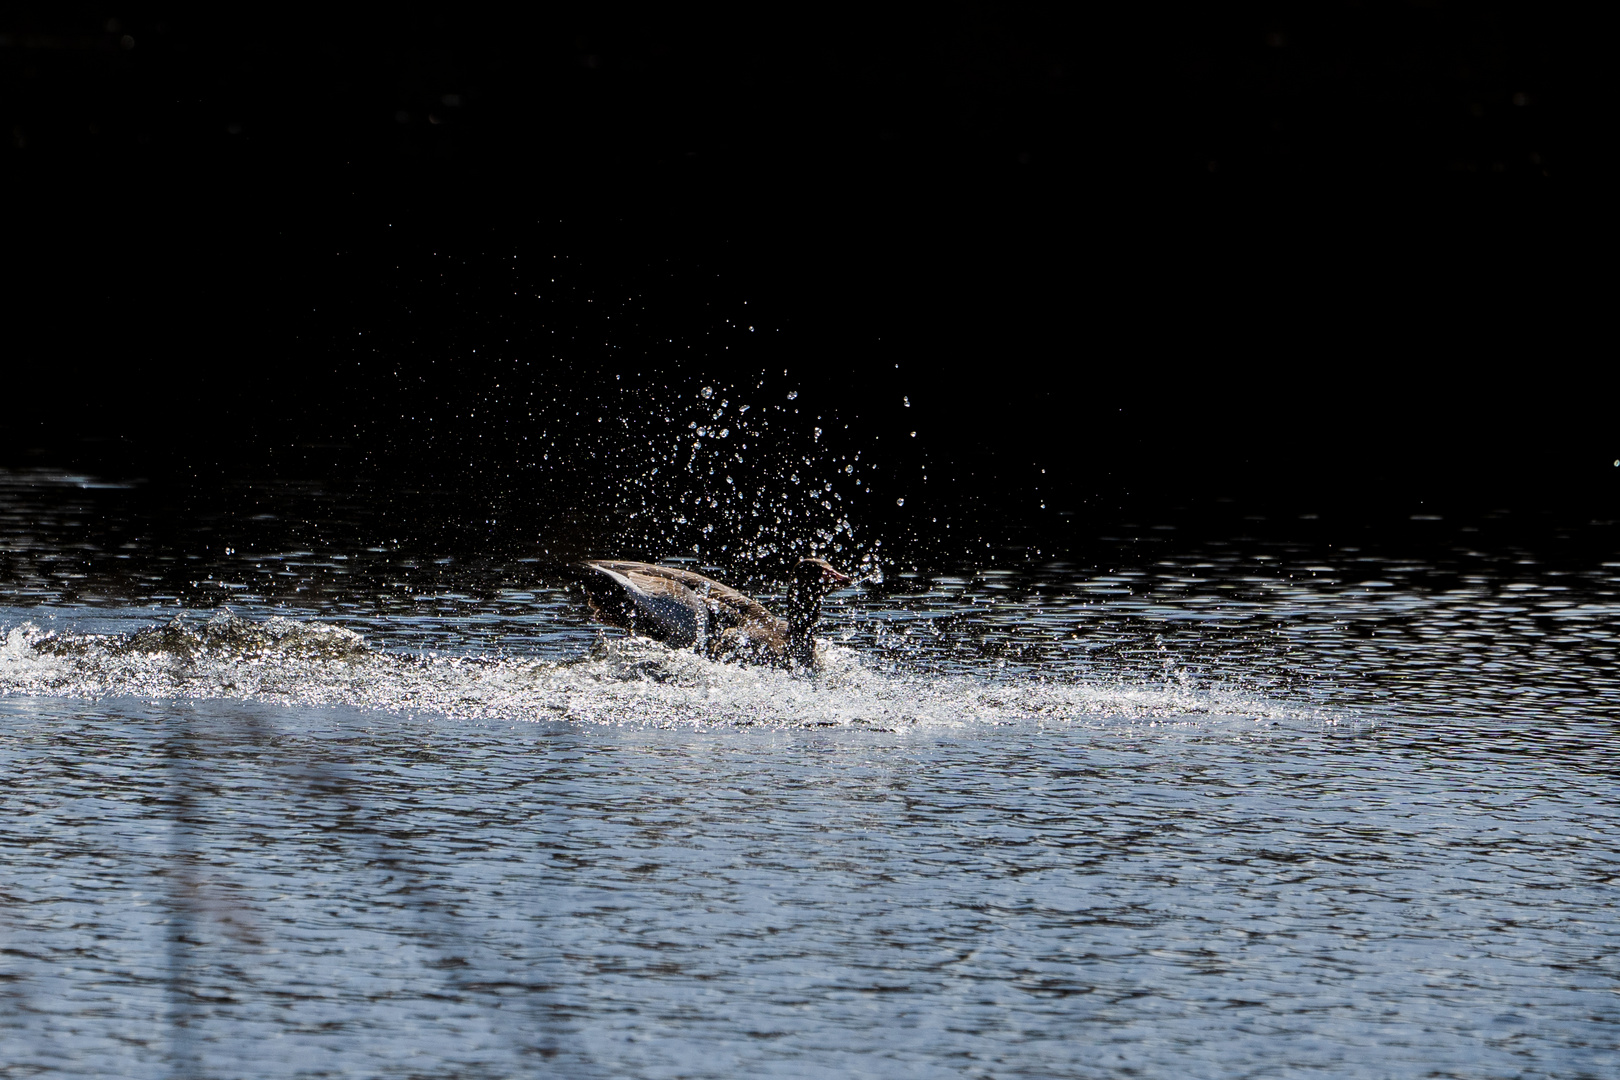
<box><xmin>2</xmin><ymin>614</ymin><xmax>1337</xmax><ymax>731</ymax></box>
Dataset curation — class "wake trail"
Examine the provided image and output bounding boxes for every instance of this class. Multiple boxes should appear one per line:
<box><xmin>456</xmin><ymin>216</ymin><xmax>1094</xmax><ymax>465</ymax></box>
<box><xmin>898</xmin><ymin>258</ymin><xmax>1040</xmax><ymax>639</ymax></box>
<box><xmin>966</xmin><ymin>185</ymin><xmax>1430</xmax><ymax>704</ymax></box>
<box><xmin>2</xmin><ymin>612</ymin><xmax>1342</xmax><ymax>730</ymax></box>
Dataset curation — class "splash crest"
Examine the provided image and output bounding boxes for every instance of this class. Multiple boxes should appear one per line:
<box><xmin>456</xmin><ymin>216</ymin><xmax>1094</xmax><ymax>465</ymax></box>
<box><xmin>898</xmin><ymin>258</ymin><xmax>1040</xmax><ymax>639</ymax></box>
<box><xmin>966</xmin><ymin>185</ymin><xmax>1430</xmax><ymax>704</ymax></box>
<box><xmin>2</xmin><ymin>612</ymin><xmax>1332</xmax><ymax>730</ymax></box>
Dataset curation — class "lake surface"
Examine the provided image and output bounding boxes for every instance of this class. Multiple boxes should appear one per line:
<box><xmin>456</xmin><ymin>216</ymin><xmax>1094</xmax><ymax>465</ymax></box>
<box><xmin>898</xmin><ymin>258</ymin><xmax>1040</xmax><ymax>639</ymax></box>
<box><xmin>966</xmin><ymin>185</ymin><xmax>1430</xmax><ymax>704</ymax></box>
<box><xmin>3</xmin><ymin>468</ymin><xmax>1618</xmax><ymax>1078</ymax></box>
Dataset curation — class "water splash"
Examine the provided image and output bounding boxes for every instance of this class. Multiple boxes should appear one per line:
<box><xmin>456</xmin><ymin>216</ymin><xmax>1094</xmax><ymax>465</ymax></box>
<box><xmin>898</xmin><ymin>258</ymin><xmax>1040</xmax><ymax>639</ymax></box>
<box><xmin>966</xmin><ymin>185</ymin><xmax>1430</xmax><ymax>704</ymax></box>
<box><xmin>2</xmin><ymin>613</ymin><xmax>1333</xmax><ymax>731</ymax></box>
<box><xmin>558</xmin><ymin>377</ymin><xmax>879</xmax><ymax>571</ymax></box>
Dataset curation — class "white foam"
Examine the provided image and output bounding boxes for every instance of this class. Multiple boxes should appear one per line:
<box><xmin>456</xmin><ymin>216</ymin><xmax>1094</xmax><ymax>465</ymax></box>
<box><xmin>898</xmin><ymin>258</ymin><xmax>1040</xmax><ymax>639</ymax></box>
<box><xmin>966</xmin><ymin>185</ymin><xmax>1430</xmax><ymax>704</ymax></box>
<box><xmin>1</xmin><ymin>614</ymin><xmax>1335</xmax><ymax>730</ymax></box>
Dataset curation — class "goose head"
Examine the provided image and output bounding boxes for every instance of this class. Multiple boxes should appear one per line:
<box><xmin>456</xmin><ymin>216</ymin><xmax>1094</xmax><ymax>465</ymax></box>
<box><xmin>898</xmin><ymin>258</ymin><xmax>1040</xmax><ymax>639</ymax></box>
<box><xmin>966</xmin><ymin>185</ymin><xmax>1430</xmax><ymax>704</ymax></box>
<box><xmin>784</xmin><ymin>557</ymin><xmax>853</xmax><ymax>665</ymax></box>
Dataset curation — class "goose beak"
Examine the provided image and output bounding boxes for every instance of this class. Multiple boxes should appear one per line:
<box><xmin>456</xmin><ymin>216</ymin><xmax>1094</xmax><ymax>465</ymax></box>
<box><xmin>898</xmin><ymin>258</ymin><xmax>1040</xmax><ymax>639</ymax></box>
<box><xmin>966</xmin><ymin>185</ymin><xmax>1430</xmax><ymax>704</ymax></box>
<box><xmin>823</xmin><ymin>566</ymin><xmax>854</xmax><ymax>587</ymax></box>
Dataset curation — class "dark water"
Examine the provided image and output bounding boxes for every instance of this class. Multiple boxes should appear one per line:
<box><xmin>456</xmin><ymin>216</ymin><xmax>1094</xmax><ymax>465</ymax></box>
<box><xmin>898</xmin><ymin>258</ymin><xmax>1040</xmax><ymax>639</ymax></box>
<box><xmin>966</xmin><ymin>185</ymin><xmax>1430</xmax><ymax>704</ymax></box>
<box><xmin>3</xmin><ymin>469</ymin><xmax>1618</xmax><ymax>1078</ymax></box>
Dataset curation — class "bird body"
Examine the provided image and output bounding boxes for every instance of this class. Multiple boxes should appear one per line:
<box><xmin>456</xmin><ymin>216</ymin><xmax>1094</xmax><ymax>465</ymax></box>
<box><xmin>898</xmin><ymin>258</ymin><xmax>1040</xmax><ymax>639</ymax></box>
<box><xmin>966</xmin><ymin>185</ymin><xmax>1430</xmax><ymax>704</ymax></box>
<box><xmin>573</xmin><ymin>557</ymin><xmax>852</xmax><ymax>667</ymax></box>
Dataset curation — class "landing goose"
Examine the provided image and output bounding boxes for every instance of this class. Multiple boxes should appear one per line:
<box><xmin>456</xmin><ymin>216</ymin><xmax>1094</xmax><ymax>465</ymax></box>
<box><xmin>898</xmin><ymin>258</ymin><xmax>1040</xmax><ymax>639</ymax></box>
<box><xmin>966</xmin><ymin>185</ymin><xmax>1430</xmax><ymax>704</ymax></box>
<box><xmin>573</xmin><ymin>557</ymin><xmax>853</xmax><ymax>668</ymax></box>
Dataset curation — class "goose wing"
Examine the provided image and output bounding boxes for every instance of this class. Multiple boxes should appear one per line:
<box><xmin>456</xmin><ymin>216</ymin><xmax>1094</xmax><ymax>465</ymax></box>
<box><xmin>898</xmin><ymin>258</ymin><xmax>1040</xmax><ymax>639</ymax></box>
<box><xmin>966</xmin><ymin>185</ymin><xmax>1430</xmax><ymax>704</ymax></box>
<box><xmin>578</xmin><ymin>560</ymin><xmax>785</xmax><ymax>648</ymax></box>
<box><xmin>586</xmin><ymin>561</ymin><xmax>780</xmax><ymax>630</ymax></box>
<box><xmin>575</xmin><ymin>562</ymin><xmax>705</xmax><ymax>647</ymax></box>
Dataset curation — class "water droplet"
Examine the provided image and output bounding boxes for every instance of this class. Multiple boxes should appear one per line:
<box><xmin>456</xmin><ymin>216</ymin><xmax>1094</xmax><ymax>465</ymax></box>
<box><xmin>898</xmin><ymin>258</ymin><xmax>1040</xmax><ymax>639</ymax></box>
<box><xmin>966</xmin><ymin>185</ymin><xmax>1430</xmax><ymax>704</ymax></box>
<box><xmin>787</xmin><ymin>390</ymin><xmax>799</xmax><ymax>401</ymax></box>
<box><xmin>896</xmin><ymin>497</ymin><xmax>905</xmax><ymax>506</ymax></box>
<box><xmin>700</xmin><ymin>386</ymin><xmax>714</xmax><ymax>398</ymax></box>
<box><xmin>903</xmin><ymin>396</ymin><xmax>911</xmax><ymax>407</ymax></box>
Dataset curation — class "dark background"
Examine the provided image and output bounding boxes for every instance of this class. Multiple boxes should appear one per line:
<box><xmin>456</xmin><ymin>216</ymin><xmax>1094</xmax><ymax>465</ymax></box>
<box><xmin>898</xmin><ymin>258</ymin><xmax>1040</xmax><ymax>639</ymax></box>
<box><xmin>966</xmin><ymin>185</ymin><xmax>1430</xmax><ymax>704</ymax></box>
<box><xmin>3</xmin><ymin>4</ymin><xmax>1607</xmax><ymax>563</ymax></box>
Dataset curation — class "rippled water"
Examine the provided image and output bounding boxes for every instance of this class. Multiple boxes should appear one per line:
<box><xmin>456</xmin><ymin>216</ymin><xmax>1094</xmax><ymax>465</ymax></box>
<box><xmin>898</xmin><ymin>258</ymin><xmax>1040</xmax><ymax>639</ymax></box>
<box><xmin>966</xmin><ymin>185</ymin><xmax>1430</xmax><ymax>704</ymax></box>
<box><xmin>3</xmin><ymin>469</ymin><xmax>1618</xmax><ymax>1078</ymax></box>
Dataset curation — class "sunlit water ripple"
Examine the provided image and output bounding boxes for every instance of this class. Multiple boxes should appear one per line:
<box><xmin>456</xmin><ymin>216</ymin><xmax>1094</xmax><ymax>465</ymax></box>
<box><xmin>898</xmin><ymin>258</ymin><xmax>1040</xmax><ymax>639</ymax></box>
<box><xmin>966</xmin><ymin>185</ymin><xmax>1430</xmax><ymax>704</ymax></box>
<box><xmin>2</xmin><ymin>470</ymin><xmax>1617</xmax><ymax>1078</ymax></box>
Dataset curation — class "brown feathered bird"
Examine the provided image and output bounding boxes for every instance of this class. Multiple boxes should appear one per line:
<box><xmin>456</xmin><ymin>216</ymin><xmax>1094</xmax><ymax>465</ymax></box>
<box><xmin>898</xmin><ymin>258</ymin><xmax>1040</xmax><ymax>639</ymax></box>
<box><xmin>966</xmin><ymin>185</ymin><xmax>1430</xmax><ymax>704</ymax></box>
<box><xmin>572</xmin><ymin>557</ymin><xmax>853</xmax><ymax>668</ymax></box>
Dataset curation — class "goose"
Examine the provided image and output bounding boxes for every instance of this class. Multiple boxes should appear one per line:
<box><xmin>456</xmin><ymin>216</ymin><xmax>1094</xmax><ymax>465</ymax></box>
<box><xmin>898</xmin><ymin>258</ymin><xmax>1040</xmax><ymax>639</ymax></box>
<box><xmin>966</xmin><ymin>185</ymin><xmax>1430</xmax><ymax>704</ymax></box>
<box><xmin>571</xmin><ymin>557</ymin><xmax>853</xmax><ymax>668</ymax></box>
